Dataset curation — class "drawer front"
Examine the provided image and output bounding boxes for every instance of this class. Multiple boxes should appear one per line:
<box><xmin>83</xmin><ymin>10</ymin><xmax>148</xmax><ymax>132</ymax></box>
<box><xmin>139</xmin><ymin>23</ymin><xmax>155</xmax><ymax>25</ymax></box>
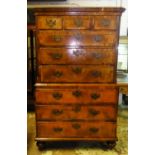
<box><xmin>36</xmin><ymin>16</ymin><xmax>62</xmax><ymax>29</ymax></box>
<box><xmin>39</xmin><ymin>65</ymin><xmax>114</xmax><ymax>83</ymax></box>
<box><xmin>36</xmin><ymin>105</ymin><xmax>117</xmax><ymax>121</ymax></box>
<box><xmin>37</xmin><ymin>30</ymin><xmax>117</xmax><ymax>47</ymax></box>
<box><xmin>37</xmin><ymin>121</ymin><xmax>116</xmax><ymax>138</ymax></box>
<box><xmin>64</xmin><ymin>16</ymin><xmax>91</xmax><ymax>29</ymax></box>
<box><xmin>94</xmin><ymin>16</ymin><xmax>119</xmax><ymax>30</ymax></box>
<box><xmin>35</xmin><ymin>85</ymin><xmax>118</xmax><ymax>104</ymax></box>
<box><xmin>38</xmin><ymin>48</ymin><xmax>116</xmax><ymax>65</ymax></box>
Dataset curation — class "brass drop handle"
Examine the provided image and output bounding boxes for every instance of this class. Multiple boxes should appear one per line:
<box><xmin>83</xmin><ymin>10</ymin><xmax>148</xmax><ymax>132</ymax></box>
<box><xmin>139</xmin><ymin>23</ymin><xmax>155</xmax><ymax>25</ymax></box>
<box><xmin>72</xmin><ymin>123</ymin><xmax>81</xmax><ymax>129</ymax></box>
<box><xmin>94</xmin><ymin>35</ymin><xmax>103</xmax><ymax>42</ymax></box>
<box><xmin>73</xmin><ymin>50</ymin><xmax>83</xmax><ymax>56</ymax></box>
<box><xmin>89</xmin><ymin>127</ymin><xmax>99</xmax><ymax>133</ymax></box>
<box><xmin>101</xmin><ymin>19</ymin><xmax>110</xmax><ymax>26</ymax></box>
<box><xmin>53</xmin><ymin>71</ymin><xmax>63</xmax><ymax>77</ymax></box>
<box><xmin>72</xmin><ymin>67</ymin><xmax>82</xmax><ymax>74</ymax></box>
<box><xmin>91</xmin><ymin>70</ymin><xmax>102</xmax><ymax>77</ymax></box>
<box><xmin>92</xmin><ymin>52</ymin><xmax>103</xmax><ymax>59</ymax></box>
<box><xmin>53</xmin><ymin>35</ymin><xmax>62</xmax><ymax>42</ymax></box>
<box><xmin>46</xmin><ymin>18</ymin><xmax>56</xmax><ymax>27</ymax></box>
<box><xmin>89</xmin><ymin>109</ymin><xmax>100</xmax><ymax>116</ymax></box>
<box><xmin>52</xmin><ymin>109</ymin><xmax>63</xmax><ymax>115</ymax></box>
<box><xmin>53</xmin><ymin>127</ymin><xmax>63</xmax><ymax>132</ymax></box>
<box><xmin>72</xmin><ymin>90</ymin><xmax>82</xmax><ymax>97</ymax></box>
<box><xmin>51</xmin><ymin>53</ymin><xmax>62</xmax><ymax>59</ymax></box>
<box><xmin>74</xmin><ymin>19</ymin><xmax>83</xmax><ymax>27</ymax></box>
<box><xmin>52</xmin><ymin>92</ymin><xmax>63</xmax><ymax>100</ymax></box>
<box><xmin>91</xmin><ymin>93</ymin><xmax>100</xmax><ymax>100</ymax></box>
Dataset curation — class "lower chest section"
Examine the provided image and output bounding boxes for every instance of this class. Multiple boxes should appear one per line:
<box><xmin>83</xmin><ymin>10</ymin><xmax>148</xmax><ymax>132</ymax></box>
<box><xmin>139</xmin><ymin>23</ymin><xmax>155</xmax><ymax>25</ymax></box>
<box><xmin>35</xmin><ymin>84</ymin><xmax>118</xmax><ymax>140</ymax></box>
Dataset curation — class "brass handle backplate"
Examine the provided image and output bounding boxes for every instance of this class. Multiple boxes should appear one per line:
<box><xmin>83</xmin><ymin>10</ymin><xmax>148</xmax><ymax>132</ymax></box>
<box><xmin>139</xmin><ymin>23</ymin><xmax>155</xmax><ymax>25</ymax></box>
<box><xmin>73</xmin><ymin>50</ymin><xmax>83</xmax><ymax>57</ymax></box>
<box><xmin>51</xmin><ymin>53</ymin><xmax>62</xmax><ymax>59</ymax></box>
<box><xmin>92</xmin><ymin>52</ymin><xmax>103</xmax><ymax>59</ymax></box>
<box><xmin>53</xmin><ymin>127</ymin><xmax>63</xmax><ymax>132</ymax></box>
<box><xmin>52</xmin><ymin>92</ymin><xmax>63</xmax><ymax>100</ymax></box>
<box><xmin>91</xmin><ymin>70</ymin><xmax>102</xmax><ymax>77</ymax></box>
<box><xmin>52</xmin><ymin>109</ymin><xmax>63</xmax><ymax>115</ymax></box>
<box><xmin>72</xmin><ymin>90</ymin><xmax>82</xmax><ymax>97</ymax></box>
<box><xmin>72</xmin><ymin>67</ymin><xmax>82</xmax><ymax>74</ymax></box>
<box><xmin>53</xmin><ymin>35</ymin><xmax>62</xmax><ymax>42</ymax></box>
<box><xmin>89</xmin><ymin>127</ymin><xmax>99</xmax><ymax>133</ymax></box>
<box><xmin>101</xmin><ymin>19</ymin><xmax>110</xmax><ymax>26</ymax></box>
<box><xmin>89</xmin><ymin>109</ymin><xmax>100</xmax><ymax>116</ymax></box>
<box><xmin>53</xmin><ymin>71</ymin><xmax>63</xmax><ymax>77</ymax></box>
<box><xmin>91</xmin><ymin>93</ymin><xmax>100</xmax><ymax>100</ymax></box>
<box><xmin>46</xmin><ymin>18</ymin><xmax>56</xmax><ymax>27</ymax></box>
<box><xmin>94</xmin><ymin>35</ymin><xmax>103</xmax><ymax>42</ymax></box>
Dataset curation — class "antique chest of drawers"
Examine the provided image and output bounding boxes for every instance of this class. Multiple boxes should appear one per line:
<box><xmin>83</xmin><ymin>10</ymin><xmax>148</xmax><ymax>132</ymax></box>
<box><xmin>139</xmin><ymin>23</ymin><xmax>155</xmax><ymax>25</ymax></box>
<box><xmin>34</xmin><ymin>7</ymin><xmax>125</xmax><ymax>149</ymax></box>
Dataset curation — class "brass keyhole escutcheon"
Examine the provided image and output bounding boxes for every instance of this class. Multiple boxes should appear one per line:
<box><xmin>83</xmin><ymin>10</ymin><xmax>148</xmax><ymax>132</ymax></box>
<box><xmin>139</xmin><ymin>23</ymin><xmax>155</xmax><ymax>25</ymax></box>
<box><xmin>74</xmin><ymin>19</ymin><xmax>83</xmax><ymax>27</ymax></box>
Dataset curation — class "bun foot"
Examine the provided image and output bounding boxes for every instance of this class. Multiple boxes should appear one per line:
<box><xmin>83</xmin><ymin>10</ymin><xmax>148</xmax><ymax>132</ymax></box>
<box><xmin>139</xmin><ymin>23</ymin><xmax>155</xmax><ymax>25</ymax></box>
<box><xmin>37</xmin><ymin>141</ymin><xmax>45</xmax><ymax>150</ymax></box>
<box><xmin>101</xmin><ymin>141</ymin><xmax>116</xmax><ymax>150</ymax></box>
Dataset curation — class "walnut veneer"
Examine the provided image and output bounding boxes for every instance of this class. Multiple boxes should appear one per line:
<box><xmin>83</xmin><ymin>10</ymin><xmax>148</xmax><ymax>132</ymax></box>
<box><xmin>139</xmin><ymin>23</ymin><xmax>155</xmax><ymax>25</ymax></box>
<box><xmin>34</xmin><ymin>7</ymin><xmax>125</xmax><ymax>149</ymax></box>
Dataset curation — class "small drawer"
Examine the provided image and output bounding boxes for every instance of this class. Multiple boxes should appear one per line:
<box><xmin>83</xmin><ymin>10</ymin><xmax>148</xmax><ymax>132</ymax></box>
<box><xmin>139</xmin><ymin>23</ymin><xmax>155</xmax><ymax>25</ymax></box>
<box><xmin>36</xmin><ymin>121</ymin><xmax>116</xmax><ymax>138</ymax></box>
<box><xmin>39</xmin><ymin>65</ymin><xmax>114</xmax><ymax>83</ymax></box>
<box><xmin>37</xmin><ymin>30</ymin><xmax>117</xmax><ymax>47</ymax></box>
<box><xmin>94</xmin><ymin>16</ymin><xmax>119</xmax><ymax>30</ymax></box>
<box><xmin>38</xmin><ymin>48</ymin><xmax>116</xmax><ymax>65</ymax></box>
<box><xmin>36</xmin><ymin>105</ymin><xmax>117</xmax><ymax>121</ymax></box>
<box><xmin>64</xmin><ymin>16</ymin><xmax>91</xmax><ymax>29</ymax></box>
<box><xmin>35</xmin><ymin>84</ymin><xmax>118</xmax><ymax>104</ymax></box>
<box><xmin>36</xmin><ymin>16</ymin><xmax>62</xmax><ymax>29</ymax></box>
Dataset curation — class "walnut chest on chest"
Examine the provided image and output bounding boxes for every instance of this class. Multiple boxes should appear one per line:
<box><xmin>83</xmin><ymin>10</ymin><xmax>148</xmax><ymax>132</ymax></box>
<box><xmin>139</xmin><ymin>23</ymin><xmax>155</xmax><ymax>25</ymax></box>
<box><xmin>34</xmin><ymin>7</ymin><xmax>125</xmax><ymax>149</ymax></box>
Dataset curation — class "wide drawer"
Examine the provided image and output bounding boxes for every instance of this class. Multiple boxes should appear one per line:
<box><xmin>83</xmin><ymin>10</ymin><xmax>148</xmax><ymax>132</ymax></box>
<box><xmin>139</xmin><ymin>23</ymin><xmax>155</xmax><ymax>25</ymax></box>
<box><xmin>39</xmin><ymin>65</ymin><xmax>114</xmax><ymax>83</ymax></box>
<box><xmin>94</xmin><ymin>16</ymin><xmax>119</xmax><ymax>30</ymax></box>
<box><xmin>37</xmin><ymin>30</ymin><xmax>117</xmax><ymax>47</ymax></box>
<box><xmin>35</xmin><ymin>85</ymin><xmax>118</xmax><ymax>104</ymax></box>
<box><xmin>36</xmin><ymin>16</ymin><xmax>62</xmax><ymax>29</ymax></box>
<box><xmin>36</xmin><ymin>121</ymin><xmax>116</xmax><ymax>138</ymax></box>
<box><xmin>38</xmin><ymin>48</ymin><xmax>116</xmax><ymax>65</ymax></box>
<box><xmin>36</xmin><ymin>105</ymin><xmax>117</xmax><ymax>121</ymax></box>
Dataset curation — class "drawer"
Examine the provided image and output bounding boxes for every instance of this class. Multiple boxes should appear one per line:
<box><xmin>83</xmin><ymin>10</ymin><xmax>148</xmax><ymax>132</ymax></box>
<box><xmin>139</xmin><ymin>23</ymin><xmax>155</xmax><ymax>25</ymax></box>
<box><xmin>94</xmin><ymin>16</ymin><xmax>119</xmax><ymax>30</ymax></box>
<box><xmin>36</xmin><ymin>121</ymin><xmax>116</xmax><ymax>138</ymax></box>
<box><xmin>39</xmin><ymin>65</ymin><xmax>114</xmax><ymax>83</ymax></box>
<box><xmin>35</xmin><ymin>85</ymin><xmax>118</xmax><ymax>104</ymax></box>
<box><xmin>38</xmin><ymin>48</ymin><xmax>116</xmax><ymax>65</ymax></box>
<box><xmin>37</xmin><ymin>30</ymin><xmax>117</xmax><ymax>47</ymax></box>
<box><xmin>36</xmin><ymin>16</ymin><xmax>62</xmax><ymax>29</ymax></box>
<box><xmin>64</xmin><ymin>16</ymin><xmax>91</xmax><ymax>29</ymax></box>
<box><xmin>36</xmin><ymin>105</ymin><xmax>117</xmax><ymax>121</ymax></box>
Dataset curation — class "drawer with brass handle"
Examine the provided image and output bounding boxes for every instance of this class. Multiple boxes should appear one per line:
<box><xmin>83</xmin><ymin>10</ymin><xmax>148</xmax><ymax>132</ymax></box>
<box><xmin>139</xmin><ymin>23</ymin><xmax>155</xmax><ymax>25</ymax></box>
<box><xmin>36</xmin><ymin>104</ymin><xmax>117</xmax><ymax>121</ymax></box>
<box><xmin>35</xmin><ymin>84</ymin><xmax>118</xmax><ymax>104</ymax></box>
<box><xmin>37</xmin><ymin>30</ymin><xmax>117</xmax><ymax>47</ymax></box>
<box><xmin>39</xmin><ymin>65</ymin><xmax>114</xmax><ymax>83</ymax></box>
<box><xmin>94</xmin><ymin>16</ymin><xmax>119</xmax><ymax>30</ymax></box>
<box><xmin>64</xmin><ymin>16</ymin><xmax>91</xmax><ymax>29</ymax></box>
<box><xmin>36</xmin><ymin>121</ymin><xmax>116</xmax><ymax>138</ymax></box>
<box><xmin>38</xmin><ymin>48</ymin><xmax>116</xmax><ymax>65</ymax></box>
<box><xmin>36</xmin><ymin>16</ymin><xmax>62</xmax><ymax>29</ymax></box>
